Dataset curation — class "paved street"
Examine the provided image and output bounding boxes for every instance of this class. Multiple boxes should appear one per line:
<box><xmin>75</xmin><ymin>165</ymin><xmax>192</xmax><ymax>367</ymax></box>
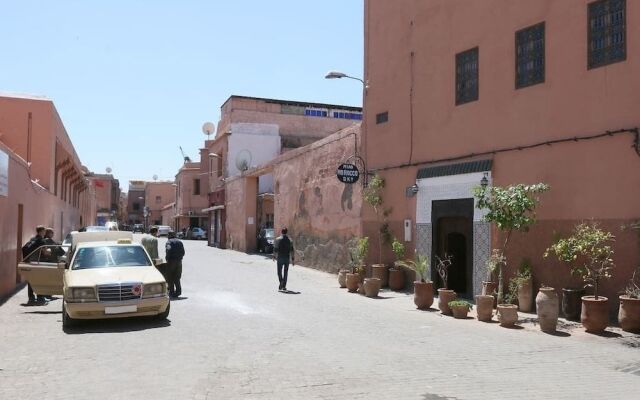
<box><xmin>1</xmin><ymin>236</ymin><xmax>639</xmax><ymax>400</ymax></box>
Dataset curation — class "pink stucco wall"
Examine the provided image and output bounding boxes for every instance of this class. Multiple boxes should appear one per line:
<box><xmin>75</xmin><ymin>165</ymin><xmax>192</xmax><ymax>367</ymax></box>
<box><xmin>145</xmin><ymin>182</ymin><xmax>176</xmax><ymax>226</ymax></box>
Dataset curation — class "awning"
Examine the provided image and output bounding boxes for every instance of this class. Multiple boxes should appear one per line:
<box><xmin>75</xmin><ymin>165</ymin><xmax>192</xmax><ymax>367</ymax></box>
<box><xmin>202</xmin><ymin>205</ymin><xmax>225</xmax><ymax>212</ymax></box>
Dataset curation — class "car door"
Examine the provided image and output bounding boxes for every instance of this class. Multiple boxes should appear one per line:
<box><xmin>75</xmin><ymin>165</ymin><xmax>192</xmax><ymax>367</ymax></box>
<box><xmin>17</xmin><ymin>247</ymin><xmax>65</xmax><ymax>295</ymax></box>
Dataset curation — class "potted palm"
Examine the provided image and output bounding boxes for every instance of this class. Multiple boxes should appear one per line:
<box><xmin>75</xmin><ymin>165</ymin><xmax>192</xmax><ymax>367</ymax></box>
<box><xmin>448</xmin><ymin>300</ymin><xmax>473</xmax><ymax>319</ymax></box>
<box><xmin>388</xmin><ymin>238</ymin><xmax>406</xmax><ymax>291</ymax></box>
<box><xmin>398</xmin><ymin>253</ymin><xmax>433</xmax><ymax>309</ymax></box>
<box><xmin>435</xmin><ymin>254</ymin><xmax>456</xmax><ymax>315</ymax></box>
<box><xmin>619</xmin><ymin>267</ymin><xmax>640</xmax><ymax>332</ymax></box>
<box><xmin>346</xmin><ymin>237</ymin><xmax>369</xmax><ymax>293</ymax></box>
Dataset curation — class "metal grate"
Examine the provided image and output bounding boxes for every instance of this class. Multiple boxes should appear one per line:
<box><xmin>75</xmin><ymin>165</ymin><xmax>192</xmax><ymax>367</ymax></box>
<box><xmin>516</xmin><ymin>22</ymin><xmax>545</xmax><ymax>88</ymax></box>
<box><xmin>588</xmin><ymin>0</ymin><xmax>626</xmax><ymax>69</ymax></box>
<box><xmin>97</xmin><ymin>283</ymin><xmax>142</xmax><ymax>302</ymax></box>
<box><xmin>455</xmin><ymin>47</ymin><xmax>479</xmax><ymax>105</ymax></box>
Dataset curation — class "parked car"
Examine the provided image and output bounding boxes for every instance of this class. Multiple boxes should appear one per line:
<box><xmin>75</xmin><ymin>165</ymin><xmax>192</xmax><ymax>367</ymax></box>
<box><xmin>156</xmin><ymin>225</ymin><xmax>173</xmax><ymax>237</ymax></box>
<box><xmin>186</xmin><ymin>227</ymin><xmax>207</xmax><ymax>240</ymax></box>
<box><xmin>257</xmin><ymin>228</ymin><xmax>275</xmax><ymax>253</ymax></box>
<box><xmin>132</xmin><ymin>224</ymin><xmax>145</xmax><ymax>233</ymax></box>
<box><xmin>18</xmin><ymin>231</ymin><xmax>170</xmax><ymax>329</ymax></box>
<box><xmin>105</xmin><ymin>221</ymin><xmax>119</xmax><ymax>231</ymax></box>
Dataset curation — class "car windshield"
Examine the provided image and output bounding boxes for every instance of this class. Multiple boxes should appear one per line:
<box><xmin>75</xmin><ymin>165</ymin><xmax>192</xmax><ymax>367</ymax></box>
<box><xmin>71</xmin><ymin>245</ymin><xmax>152</xmax><ymax>270</ymax></box>
<box><xmin>264</xmin><ymin>229</ymin><xmax>275</xmax><ymax>238</ymax></box>
<box><xmin>85</xmin><ymin>226</ymin><xmax>108</xmax><ymax>232</ymax></box>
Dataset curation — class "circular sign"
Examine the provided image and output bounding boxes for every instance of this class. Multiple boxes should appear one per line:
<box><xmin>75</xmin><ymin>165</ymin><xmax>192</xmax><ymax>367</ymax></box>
<box><xmin>336</xmin><ymin>163</ymin><xmax>360</xmax><ymax>184</ymax></box>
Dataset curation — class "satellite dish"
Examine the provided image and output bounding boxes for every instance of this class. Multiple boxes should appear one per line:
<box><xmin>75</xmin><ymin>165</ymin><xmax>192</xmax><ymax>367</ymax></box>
<box><xmin>106</xmin><ymin>167</ymin><xmax>112</xmax><ymax>174</ymax></box>
<box><xmin>153</xmin><ymin>174</ymin><xmax>158</xmax><ymax>181</ymax></box>
<box><xmin>202</xmin><ymin>122</ymin><xmax>216</xmax><ymax>139</ymax></box>
<box><xmin>235</xmin><ymin>149</ymin><xmax>252</xmax><ymax>172</ymax></box>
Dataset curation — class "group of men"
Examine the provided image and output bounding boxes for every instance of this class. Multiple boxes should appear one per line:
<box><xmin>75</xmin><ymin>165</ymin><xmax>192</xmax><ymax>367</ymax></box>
<box><xmin>21</xmin><ymin>225</ymin><xmax>65</xmax><ymax>306</ymax></box>
<box><xmin>141</xmin><ymin>227</ymin><xmax>185</xmax><ymax>298</ymax></box>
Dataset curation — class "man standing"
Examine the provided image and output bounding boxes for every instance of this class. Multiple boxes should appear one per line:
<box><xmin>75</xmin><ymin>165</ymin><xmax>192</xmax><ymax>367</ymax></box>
<box><xmin>21</xmin><ymin>225</ymin><xmax>47</xmax><ymax>305</ymax></box>
<box><xmin>43</xmin><ymin>227</ymin><xmax>66</xmax><ymax>262</ymax></box>
<box><xmin>141</xmin><ymin>226</ymin><xmax>159</xmax><ymax>262</ymax></box>
<box><xmin>273</xmin><ymin>227</ymin><xmax>295</xmax><ymax>292</ymax></box>
<box><xmin>165</xmin><ymin>231</ymin><xmax>185</xmax><ymax>298</ymax></box>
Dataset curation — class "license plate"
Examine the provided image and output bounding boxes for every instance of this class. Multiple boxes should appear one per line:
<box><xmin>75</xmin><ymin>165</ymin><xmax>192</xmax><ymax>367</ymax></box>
<box><xmin>105</xmin><ymin>305</ymin><xmax>137</xmax><ymax>314</ymax></box>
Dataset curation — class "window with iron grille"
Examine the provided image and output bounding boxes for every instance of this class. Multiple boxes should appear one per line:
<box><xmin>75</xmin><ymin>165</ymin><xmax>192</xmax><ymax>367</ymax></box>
<box><xmin>376</xmin><ymin>111</ymin><xmax>388</xmax><ymax>124</ymax></box>
<box><xmin>588</xmin><ymin>0</ymin><xmax>626</xmax><ymax>69</ymax></box>
<box><xmin>455</xmin><ymin>47</ymin><xmax>479</xmax><ymax>105</ymax></box>
<box><xmin>516</xmin><ymin>23</ymin><xmax>545</xmax><ymax>89</ymax></box>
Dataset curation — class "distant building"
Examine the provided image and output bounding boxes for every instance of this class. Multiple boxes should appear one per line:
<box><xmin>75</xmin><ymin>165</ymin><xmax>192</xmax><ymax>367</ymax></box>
<box><xmin>174</xmin><ymin>162</ymin><xmax>208</xmax><ymax>233</ymax></box>
<box><xmin>127</xmin><ymin>180</ymin><xmax>146</xmax><ymax>225</ymax></box>
<box><xmin>144</xmin><ymin>181</ymin><xmax>176</xmax><ymax>226</ymax></box>
<box><xmin>86</xmin><ymin>173</ymin><xmax>121</xmax><ymax>225</ymax></box>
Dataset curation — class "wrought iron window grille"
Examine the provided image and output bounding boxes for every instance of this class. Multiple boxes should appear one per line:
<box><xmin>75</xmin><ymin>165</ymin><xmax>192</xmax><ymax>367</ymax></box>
<box><xmin>516</xmin><ymin>22</ymin><xmax>545</xmax><ymax>89</ymax></box>
<box><xmin>455</xmin><ymin>47</ymin><xmax>479</xmax><ymax>105</ymax></box>
<box><xmin>588</xmin><ymin>0</ymin><xmax>626</xmax><ymax>69</ymax></box>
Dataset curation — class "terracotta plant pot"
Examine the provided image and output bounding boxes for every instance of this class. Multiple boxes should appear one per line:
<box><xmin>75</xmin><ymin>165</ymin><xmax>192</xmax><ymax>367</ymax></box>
<box><xmin>482</xmin><ymin>281</ymin><xmax>496</xmax><ymax>296</ymax></box>
<box><xmin>518</xmin><ymin>278</ymin><xmax>533</xmax><ymax>312</ymax></box>
<box><xmin>437</xmin><ymin>289</ymin><xmax>456</xmax><ymax>315</ymax></box>
<box><xmin>497</xmin><ymin>304</ymin><xmax>518</xmax><ymax>327</ymax></box>
<box><xmin>562</xmin><ymin>288</ymin><xmax>585</xmax><ymax>321</ymax></box>
<box><xmin>338</xmin><ymin>270</ymin><xmax>348</xmax><ymax>288</ymax></box>
<box><xmin>388</xmin><ymin>268</ymin><xmax>405</xmax><ymax>291</ymax></box>
<box><xmin>363</xmin><ymin>278</ymin><xmax>381</xmax><ymax>298</ymax></box>
<box><xmin>475</xmin><ymin>295</ymin><xmax>494</xmax><ymax>322</ymax></box>
<box><xmin>413</xmin><ymin>281</ymin><xmax>434</xmax><ymax>309</ymax></box>
<box><xmin>618</xmin><ymin>296</ymin><xmax>640</xmax><ymax>332</ymax></box>
<box><xmin>451</xmin><ymin>305</ymin><xmax>470</xmax><ymax>319</ymax></box>
<box><xmin>581</xmin><ymin>296</ymin><xmax>609</xmax><ymax>333</ymax></box>
<box><xmin>535</xmin><ymin>287</ymin><xmax>559</xmax><ymax>333</ymax></box>
<box><xmin>346</xmin><ymin>273</ymin><xmax>360</xmax><ymax>293</ymax></box>
<box><xmin>371</xmin><ymin>264</ymin><xmax>388</xmax><ymax>287</ymax></box>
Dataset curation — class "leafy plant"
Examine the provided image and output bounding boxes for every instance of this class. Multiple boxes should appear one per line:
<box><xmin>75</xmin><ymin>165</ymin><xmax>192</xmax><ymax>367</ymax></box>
<box><xmin>391</xmin><ymin>238</ymin><xmax>405</xmax><ymax>262</ymax></box>
<box><xmin>485</xmin><ymin>249</ymin><xmax>505</xmax><ymax>283</ymax></box>
<box><xmin>509</xmin><ymin>258</ymin><xmax>533</xmax><ymax>294</ymax></box>
<box><xmin>435</xmin><ymin>254</ymin><xmax>453</xmax><ymax>290</ymax></box>
<box><xmin>448</xmin><ymin>300</ymin><xmax>473</xmax><ymax>310</ymax></box>
<box><xmin>474</xmin><ymin>183</ymin><xmax>549</xmax><ymax>304</ymax></box>
<box><xmin>503</xmin><ymin>279</ymin><xmax>519</xmax><ymax>305</ymax></box>
<box><xmin>624</xmin><ymin>267</ymin><xmax>640</xmax><ymax>298</ymax></box>
<box><xmin>349</xmin><ymin>237</ymin><xmax>369</xmax><ymax>274</ymax></box>
<box><xmin>397</xmin><ymin>253</ymin><xmax>431</xmax><ymax>283</ymax></box>
<box><xmin>363</xmin><ymin>174</ymin><xmax>393</xmax><ymax>264</ymax></box>
<box><xmin>545</xmin><ymin>223</ymin><xmax>615</xmax><ymax>299</ymax></box>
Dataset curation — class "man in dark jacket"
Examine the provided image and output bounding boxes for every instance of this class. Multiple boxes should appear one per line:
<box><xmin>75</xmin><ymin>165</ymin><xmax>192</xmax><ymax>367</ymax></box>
<box><xmin>21</xmin><ymin>225</ymin><xmax>47</xmax><ymax>305</ymax></box>
<box><xmin>165</xmin><ymin>231</ymin><xmax>185</xmax><ymax>298</ymax></box>
<box><xmin>273</xmin><ymin>227</ymin><xmax>295</xmax><ymax>292</ymax></box>
<box><xmin>43</xmin><ymin>227</ymin><xmax>66</xmax><ymax>262</ymax></box>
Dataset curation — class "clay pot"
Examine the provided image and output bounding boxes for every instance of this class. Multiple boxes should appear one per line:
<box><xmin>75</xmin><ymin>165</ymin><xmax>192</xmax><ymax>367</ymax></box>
<box><xmin>338</xmin><ymin>270</ymin><xmax>348</xmax><ymax>288</ymax></box>
<box><xmin>619</xmin><ymin>296</ymin><xmax>640</xmax><ymax>332</ymax></box>
<box><xmin>437</xmin><ymin>289</ymin><xmax>456</xmax><ymax>315</ymax></box>
<box><xmin>535</xmin><ymin>287</ymin><xmax>559</xmax><ymax>333</ymax></box>
<box><xmin>518</xmin><ymin>278</ymin><xmax>533</xmax><ymax>312</ymax></box>
<box><xmin>562</xmin><ymin>288</ymin><xmax>585</xmax><ymax>321</ymax></box>
<box><xmin>451</xmin><ymin>305</ymin><xmax>470</xmax><ymax>319</ymax></box>
<box><xmin>475</xmin><ymin>295</ymin><xmax>494</xmax><ymax>322</ymax></box>
<box><xmin>497</xmin><ymin>304</ymin><xmax>518</xmax><ymax>327</ymax></box>
<box><xmin>363</xmin><ymin>278</ymin><xmax>381</xmax><ymax>298</ymax></box>
<box><xmin>581</xmin><ymin>296</ymin><xmax>609</xmax><ymax>333</ymax></box>
<box><xmin>414</xmin><ymin>281</ymin><xmax>434</xmax><ymax>309</ymax></box>
<box><xmin>346</xmin><ymin>273</ymin><xmax>360</xmax><ymax>293</ymax></box>
<box><xmin>482</xmin><ymin>281</ymin><xmax>497</xmax><ymax>296</ymax></box>
<box><xmin>388</xmin><ymin>268</ymin><xmax>405</xmax><ymax>291</ymax></box>
<box><xmin>371</xmin><ymin>264</ymin><xmax>388</xmax><ymax>287</ymax></box>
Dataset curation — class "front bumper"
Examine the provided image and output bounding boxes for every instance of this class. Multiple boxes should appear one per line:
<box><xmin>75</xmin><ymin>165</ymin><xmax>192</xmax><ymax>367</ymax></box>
<box><xmin>65</xmin><ymin>296</ymin><xmax>169</xmax><ymax>319</ymax></box>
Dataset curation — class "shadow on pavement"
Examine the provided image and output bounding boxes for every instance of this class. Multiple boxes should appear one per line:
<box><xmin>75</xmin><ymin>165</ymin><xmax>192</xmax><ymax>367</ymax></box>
<box><xmin>544</xmin><ymin>330</ymin><xmax>572</xmax><ymax>337</ymax></box>
<box><xmin>64</xmin><ymin>317</ymin><xmax>171</xmax><ymax>334</ymax></box>
<box><xmin>170</xmin><ymin>296</ymin><xmax>189</xmax><ymax>301</ymax></box>
<box><xmin>280</xmin><ymin>290</ymin><xmax>301</xmax><ymax>295</ymax></box>
<box><xmin>23</xmin><ymin>310</ymin><xmax>62</xmax><ymax>315</ymax></box>
<box><xmin>588</xmin><ymin>330</ymin><xmax>623</xmax><ymax>339</ymax></box>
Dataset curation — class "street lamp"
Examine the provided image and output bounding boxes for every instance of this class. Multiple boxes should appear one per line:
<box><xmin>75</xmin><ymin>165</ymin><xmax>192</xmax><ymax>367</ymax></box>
<box><xmin>480</xmin><ymin>172</ymin><xmax>489</xmax><ymax>189</ymax></box>
<box><xmin>325</xmin><ymin>70</ymin><xmax>368</xmax><ymax>89</ymax></box>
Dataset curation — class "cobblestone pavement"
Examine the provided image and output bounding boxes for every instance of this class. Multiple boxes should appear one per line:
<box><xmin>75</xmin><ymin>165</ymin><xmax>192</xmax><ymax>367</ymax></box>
<box><xmin>1</xmin><ymin>236</ymin><xmax>639</xmax><ymax>399</ymax></box>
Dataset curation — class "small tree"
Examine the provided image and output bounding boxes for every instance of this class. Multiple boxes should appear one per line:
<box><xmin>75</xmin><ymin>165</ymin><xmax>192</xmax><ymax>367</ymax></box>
<box><xmin>349</xmin><ymin>237</ymin><xmax>369</xmax><ymax>275</ymax></box>
<box><xmin>391</xmin><ymin>238</ymin><xmax>405</xmax><ymax>264</ymax></box>
<box><xmin>435</xmin><ymin>254</ymin><xmax>453</xmax><ymax>290</ymax></box>
<box><xmin>545</xmin><ymin>223</ymin><xmax>615</xmax><ymax>299</ymax></box>
<box><xmin>363</xmin><ymin>174</ymin><xmax>392</xmax><ymax>264</ymax></box>
<box><xmin>474</xmin><ymin>183</ymin><xmax>549</xmax><ymax>304</ymax></box>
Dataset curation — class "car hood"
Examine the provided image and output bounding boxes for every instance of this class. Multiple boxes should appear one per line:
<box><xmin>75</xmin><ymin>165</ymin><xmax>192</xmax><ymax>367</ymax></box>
<box><xmin>66</xmin><ymin>266</ymin><xmax>165</xmax><ymax>287</ymax></box>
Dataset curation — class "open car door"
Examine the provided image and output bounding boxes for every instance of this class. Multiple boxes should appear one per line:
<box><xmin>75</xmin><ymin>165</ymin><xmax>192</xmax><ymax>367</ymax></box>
<box><xmin>17</xmin><ymin>245</ymin><xmax>67</xmax><ymax>296</ymax></box>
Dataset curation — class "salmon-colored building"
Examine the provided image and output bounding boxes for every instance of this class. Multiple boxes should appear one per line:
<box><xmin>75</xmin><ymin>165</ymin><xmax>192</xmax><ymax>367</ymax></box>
<box><xmin>144</xmin><ymin>181</ymin><xmax>175</xmax><ymax>226</ymax></box>
<box><xmin>127</xmin><ymin>180</ymin><xmax>146</xmax><ymax>225</ymax></box>
<box><xmin>0</xmin><ymin>93</ymin><xmax>95</xmax><ymax>298</ymax></box>
<box><xmin>174</xmin><ymin>162</ymin><xmax>208</xmax><ymax>234</ymax></box>
<box><xmin>362</xmin><ymin>0</ymin><xmax>640</xmax><ymax>303</ymax></box>
<box><xmin>86</xmin><ymin>173</ymin><xmax>121</xmax><ymax>225</ymax></box>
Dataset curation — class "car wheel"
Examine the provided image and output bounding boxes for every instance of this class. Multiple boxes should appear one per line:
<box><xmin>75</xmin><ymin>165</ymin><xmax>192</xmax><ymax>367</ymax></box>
<box><xmin>62</xmin><ymin>303</ymin><xmax>77</xmax><ymax>329</ymax></box>
<box><xmin>156</xmin><ymin>302</ymin><xmax>170</xmax><ymax>320</ymax></box>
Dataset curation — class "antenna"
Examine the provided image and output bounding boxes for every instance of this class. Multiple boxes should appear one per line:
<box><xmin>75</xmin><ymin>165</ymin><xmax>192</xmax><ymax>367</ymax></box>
<box><xmin>179</xmin><ymin>146</ymin><xmax>192</xmax><ymax>163</ymax></box>
<box><xmin>202</xmin><ymin>122</ymin><xmax>216</xmax><ymax>141</ymax></box>
<box><xmin>235</xmin><ymin>149</ymin><xmax>252</xmax><ymax>172</ymax></box>
<box><xmin>153</xmin><ymin>174</ymin><xmax>158</xmax><ymax>181</ymax></box>
<box><xmin>106</xmin><ymin>167</ymin><xmax>112</xmax><ymax>174</ymax></box>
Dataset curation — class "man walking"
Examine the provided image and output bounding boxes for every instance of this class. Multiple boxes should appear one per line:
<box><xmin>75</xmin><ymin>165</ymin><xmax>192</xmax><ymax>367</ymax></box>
<box><xmin>141</xmin><ymin>226</ymin><xmax>159</xmax><ymax>262</ymax></box>
<box><xmin>273</xmin><ymin>227</ymin><xmax>295</xmax><ymax>292</ymax></box>
<box><xmin>21</xmin><ymin>225</ymin><xmax>47</xmax><ymax>305</ymax></box>
<box><xmin>165</xmin><ymin>231</ymin><xmax>185</xmax><ymax>298</ymax></box>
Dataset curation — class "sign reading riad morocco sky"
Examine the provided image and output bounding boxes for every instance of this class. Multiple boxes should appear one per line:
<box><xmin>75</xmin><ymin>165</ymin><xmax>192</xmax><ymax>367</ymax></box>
<box><xmin>0</xmin><ymin>148</ymin><xmax>8</xmax><ymax>197</ymax></box>
<box><xmin>336</xmin><ymin>163</ymin><xmax>359</xmax><ymax>184</ymax></box>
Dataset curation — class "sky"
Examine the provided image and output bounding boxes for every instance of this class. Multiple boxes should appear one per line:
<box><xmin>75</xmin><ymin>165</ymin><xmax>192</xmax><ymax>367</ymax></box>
<box><xmin>0</xmin><ymin>0</ymin><xmax>364</xmax><ymax>190</ymax></box>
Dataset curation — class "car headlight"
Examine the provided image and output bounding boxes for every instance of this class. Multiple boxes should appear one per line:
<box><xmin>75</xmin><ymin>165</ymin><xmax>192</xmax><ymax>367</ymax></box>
<box><xmin>67</xmin><ymin>287</ymin><xmax>96</xmax><ymax>302</ymax></box>
<box><xmin>143</xmin><ymin>283</ymin><xmax>166</xmax><ymax>298</ymax></box>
